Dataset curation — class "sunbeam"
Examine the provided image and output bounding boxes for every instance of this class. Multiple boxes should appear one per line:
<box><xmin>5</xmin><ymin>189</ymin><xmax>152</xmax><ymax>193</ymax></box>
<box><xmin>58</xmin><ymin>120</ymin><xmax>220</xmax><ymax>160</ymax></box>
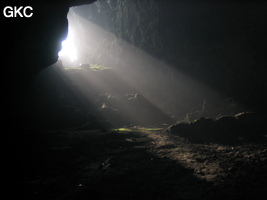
<box><xmin>47</xmin><ymin>4</ymin><xmax>242</xmax><ymax>130</ymax></box>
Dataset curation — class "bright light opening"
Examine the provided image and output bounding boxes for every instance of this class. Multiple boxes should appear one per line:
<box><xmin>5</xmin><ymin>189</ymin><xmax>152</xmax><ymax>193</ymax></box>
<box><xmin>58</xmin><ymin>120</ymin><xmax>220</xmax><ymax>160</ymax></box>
<box><xmin>58</xmin><ymin>30</ymin><xmax>77</xmax><ymax>65</ymax></box>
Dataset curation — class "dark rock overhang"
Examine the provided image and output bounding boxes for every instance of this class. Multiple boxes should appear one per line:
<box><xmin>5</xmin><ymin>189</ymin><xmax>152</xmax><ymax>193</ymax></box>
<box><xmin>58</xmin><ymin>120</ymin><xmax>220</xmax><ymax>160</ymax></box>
<box><xmin>1</xmin><ymin>0</ymin><xmax>96</xmax><ymax>79</ymax></box>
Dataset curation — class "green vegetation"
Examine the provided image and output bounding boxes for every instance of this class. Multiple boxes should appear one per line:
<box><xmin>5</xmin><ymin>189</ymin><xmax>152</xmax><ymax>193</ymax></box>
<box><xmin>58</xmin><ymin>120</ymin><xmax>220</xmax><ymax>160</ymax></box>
<box><xmin>115</xmin><ymin>128</ymin><xmax>133</xmax><ymax>132</ymax></box>
<box><xmin>90</xmin><ymin>64</ymin><xmax>110</xmax><ymax>71</ymax></box>
<box><xmin>136</xmin><ymin>127</ymin><xmax>162</xmax><ymax>131</ymax></box>
<box><xmin>113</xmin><ymin>127</ymin><xmax>162</xmax><ymax>132</ymax></box>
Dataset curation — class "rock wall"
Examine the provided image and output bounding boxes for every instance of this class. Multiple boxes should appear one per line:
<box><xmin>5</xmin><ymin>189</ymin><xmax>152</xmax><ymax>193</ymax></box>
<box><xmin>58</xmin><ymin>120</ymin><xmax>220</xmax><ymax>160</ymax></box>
<box><xmin>70</xmin><ymin>0</ymin><xmax>267</xmax><ymax>112</ymax></box>
<box><xmin>1</xmin><ymin>0</ymin><xmax>96</xmax><ymax>129</ymax></box>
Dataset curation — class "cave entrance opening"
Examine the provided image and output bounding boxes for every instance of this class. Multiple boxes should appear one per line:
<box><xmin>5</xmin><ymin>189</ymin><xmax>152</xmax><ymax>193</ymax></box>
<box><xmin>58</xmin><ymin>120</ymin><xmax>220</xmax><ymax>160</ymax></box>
<box><xmin>58</xmin><ymin>29</ymin><xmax>78</xmax><ymax>67</ymax></box>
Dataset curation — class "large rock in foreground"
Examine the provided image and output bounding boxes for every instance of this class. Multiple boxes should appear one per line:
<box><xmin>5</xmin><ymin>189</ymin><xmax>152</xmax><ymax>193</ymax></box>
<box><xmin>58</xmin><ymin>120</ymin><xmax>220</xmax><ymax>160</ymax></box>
<box><xmin>166</xmin><ymin>112</ymin><xmax>267</xmax><ymax>144</ymax></box>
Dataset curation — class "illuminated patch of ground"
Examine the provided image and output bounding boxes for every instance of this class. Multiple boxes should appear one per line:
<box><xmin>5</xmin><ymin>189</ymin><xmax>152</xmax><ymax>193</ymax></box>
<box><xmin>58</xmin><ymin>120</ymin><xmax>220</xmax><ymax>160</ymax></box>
<box><xmin>89</xmin><ymin>64</ymin><xmax>110</xmax><ymax>71</ymax></box>
<box><xmin>63</xmin><ymin>64</ymin><xmax>110</xmax><ymax>71</ymax></box>
<box><xmin>114</xmin><ymin>127</ymin><xmax>163</xmax><ymax>133</ymax></box>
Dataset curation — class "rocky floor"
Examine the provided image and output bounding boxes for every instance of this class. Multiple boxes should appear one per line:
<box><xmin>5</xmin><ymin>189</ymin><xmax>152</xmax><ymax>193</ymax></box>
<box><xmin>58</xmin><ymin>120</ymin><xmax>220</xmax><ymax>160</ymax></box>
<box><xmin>13</xmin><ymin>128</ymin><xmax>267</xmax><ymax>200</ymax></box>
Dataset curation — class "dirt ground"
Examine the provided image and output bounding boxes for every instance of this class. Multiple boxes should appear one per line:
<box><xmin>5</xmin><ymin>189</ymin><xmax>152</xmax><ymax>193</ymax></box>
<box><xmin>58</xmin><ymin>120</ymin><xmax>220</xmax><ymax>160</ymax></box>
<box><xmin>13</xmin><ymin>128</ymin><xmax>267</xmax><ymax>200</ymax></box>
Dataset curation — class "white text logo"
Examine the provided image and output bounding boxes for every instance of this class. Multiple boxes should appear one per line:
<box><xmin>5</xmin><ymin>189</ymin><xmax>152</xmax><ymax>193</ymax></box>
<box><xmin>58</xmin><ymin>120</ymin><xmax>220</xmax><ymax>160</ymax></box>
<box><xmin>3</xmin><ymin>6</ymin><xmax>33</xmax><ymax>18</ymax></box>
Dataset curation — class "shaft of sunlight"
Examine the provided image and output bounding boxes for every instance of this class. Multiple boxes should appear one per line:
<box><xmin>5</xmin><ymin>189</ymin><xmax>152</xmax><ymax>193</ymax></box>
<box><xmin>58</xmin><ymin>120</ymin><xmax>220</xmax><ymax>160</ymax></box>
<box><xmin>53</xmin><ymin>5</ymin><xmax>238</xmax><ymax>129</ymax></box>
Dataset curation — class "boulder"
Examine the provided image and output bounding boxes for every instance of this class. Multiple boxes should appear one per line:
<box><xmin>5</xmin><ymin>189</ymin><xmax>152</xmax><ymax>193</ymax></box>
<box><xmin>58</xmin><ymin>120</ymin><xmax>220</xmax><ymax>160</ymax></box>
<box><xmin>166</xmin><ymin>112</ymin><xmax>267</xmax><ymax>144</ymax></box>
